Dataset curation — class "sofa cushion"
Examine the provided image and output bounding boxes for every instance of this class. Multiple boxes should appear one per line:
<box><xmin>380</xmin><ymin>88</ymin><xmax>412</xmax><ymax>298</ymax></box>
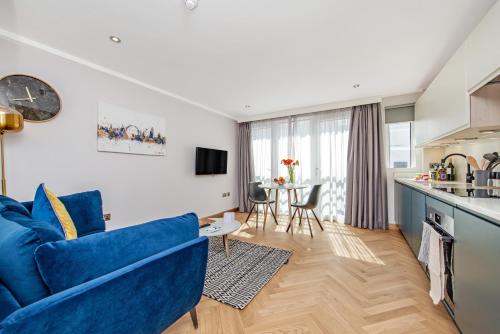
<box><xmin>57</xmin><ymin>190</ymin><xmax>105</xmax><ymax>237</ymax></box>
<box><xmin>35</xmin><ymin>212</ymin><xmax>199</xmax><ymax>294</ymax></box>
<box><xmin>2</xmin><ymin>211</ymin><xmax>65</xmax><ymax>243</ymax></box>
<box><xmin>0</xmin><ymin>195</ymin><xmax>63</xmax><ymax>243</ymax></box>
<box><xmin>0</xmin><ymin>216</ymin><xmax>52</xmax><ymax>306</ymax></box>
<box><xmin>23</xmin><ymin>190</ymin><xmax>105</xmax><ymax>237</ymax></box>
<box><xmin>0</xmin><ymin>196</ymin><xmax>31</xmax><ymax>218</ymax></box>
<box><xmin>0</xmin><ymin>282</ymin><xmax>19</xmax><ymax>321</ymax></box>
<box><xmin>32</xmin><ymin>184</ymin><xmax>78</xmax><ymax>240</ymax></box>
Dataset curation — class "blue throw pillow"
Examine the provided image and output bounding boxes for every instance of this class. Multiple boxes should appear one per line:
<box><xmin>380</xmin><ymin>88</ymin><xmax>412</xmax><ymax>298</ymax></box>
<box><xmin>0</xmin><ymin>195</ymin><xmax>63</xmax><ymax>242</ymax></box>
<box><xmin>0</xmin><ymin>282</ymin><xmax>20</xmax><ymax>321</ymax></box>
<box><xmin>24</xmin><ymin>190</ymin><xmax>106</xmax><ymax>237</ymax></box>
<box><xmin>1</xmin><ymin>211</ymin><xmax>63</xmax><ymax>243</ymax></box>
<box><xmin>31</xmin><ymin>184</ymin><xmax>78</xmax><ymax>240</ymax></box>
<box><xmin>58</xmin><ymin>190</ymin><xmax>105</xmax><ymax>236</ymax></box>
<box><xmin>0</xmin><ymin>217</ymin><xmax>52</xmax><ymax>306</ymax></box>
<box><xmin>0</xmin><ymin>196</ymin><xmax>31</xmax><ymax>218</ymax></box>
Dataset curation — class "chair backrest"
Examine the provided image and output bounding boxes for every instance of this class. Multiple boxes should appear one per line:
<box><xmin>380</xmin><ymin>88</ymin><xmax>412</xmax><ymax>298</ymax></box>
<box><xmin>248</xmin><ymin>182</ymin><xmax>267</xmax><ymax>202</ymax></box>
<box><xmin>305</xmin><ymin>184</ymin><xmax>322</xmax><ymax>209</ymax></box>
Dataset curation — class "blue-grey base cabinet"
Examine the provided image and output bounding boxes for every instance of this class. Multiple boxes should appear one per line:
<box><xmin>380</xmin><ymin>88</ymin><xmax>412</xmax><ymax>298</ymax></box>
<box><xmin>395</xmin><ymin>181</ymin><xmax>500</xmax><ymax>333</ymax></box>
<box><xmin>394</xmin><ymin>182</ymin><xmax>426</xmax><ymax>257</ymax></box>
<box><xmin>454</xmin><ymin>209</ymin><xmax>500</xmax><ymax>334</ymax></box>
<box><xmin>410</xmin><ymin>190</ymin><xmax>425</xmax><ymax>256</ymax></box>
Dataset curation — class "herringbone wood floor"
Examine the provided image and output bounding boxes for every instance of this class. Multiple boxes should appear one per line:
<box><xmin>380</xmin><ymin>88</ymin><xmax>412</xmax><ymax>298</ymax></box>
<box><xmin>165</xmin><ymin>212</ymin><xmax>458</xmax><ymax>334</ymax></box>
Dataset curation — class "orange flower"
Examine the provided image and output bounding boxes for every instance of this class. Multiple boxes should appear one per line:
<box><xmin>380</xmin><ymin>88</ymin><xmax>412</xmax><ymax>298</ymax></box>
<box><xmin>281</xmin><ymin>158</ymin><xmax>298</xmax><ymax>166</ymax></box>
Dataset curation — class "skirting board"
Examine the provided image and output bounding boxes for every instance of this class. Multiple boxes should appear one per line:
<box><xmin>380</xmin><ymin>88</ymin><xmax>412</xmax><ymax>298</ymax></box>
<box><xmin>200</xmin><ymin>207</ymin><xmax>239</xmax><ymax>224</ymax></box>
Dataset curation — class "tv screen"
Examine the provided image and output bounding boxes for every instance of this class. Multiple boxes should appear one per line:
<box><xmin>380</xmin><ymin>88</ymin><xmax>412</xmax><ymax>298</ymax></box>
<box><xmin>196</xmin><ymin>147</ymin><xmax>227</xmax><ymax>175</ymax></box>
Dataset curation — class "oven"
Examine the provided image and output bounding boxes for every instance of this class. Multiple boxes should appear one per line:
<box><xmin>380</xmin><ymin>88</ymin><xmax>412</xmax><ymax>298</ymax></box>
<box><xmin>426</xmin><ymin>204</ymin><xmax>455</xmax><ymax>316</ymax></box>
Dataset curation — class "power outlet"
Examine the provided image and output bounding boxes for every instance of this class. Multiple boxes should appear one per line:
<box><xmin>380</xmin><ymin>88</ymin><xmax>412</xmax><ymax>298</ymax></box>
<box><xmin>222</xmin><ymin>192</ymin><xmax>231</xmax><ymax>198</ymax></box>
<box><xmin>222</xmin><ymin>193</ymin><xmax>226</xmax><ymax>198</ymax></box>
<box><xmin>103</xmin><ymin>213</ymin><xmax>111</xmax><ymax>221</ymax></box>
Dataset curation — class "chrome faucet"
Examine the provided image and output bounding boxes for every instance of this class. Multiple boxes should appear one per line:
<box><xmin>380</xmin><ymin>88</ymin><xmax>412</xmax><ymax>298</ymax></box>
<box><xmin>441</xmin><ymin>153</ymin><xmax>474</xmax><ymax>184</ymax></box>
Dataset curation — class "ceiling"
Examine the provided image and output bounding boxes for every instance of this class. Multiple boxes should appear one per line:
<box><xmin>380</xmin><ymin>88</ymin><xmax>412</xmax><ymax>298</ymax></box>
<box><xmin>0</xmin><ymin>0</ymin><xmax>496</xmax><ymax>120</ymax></box>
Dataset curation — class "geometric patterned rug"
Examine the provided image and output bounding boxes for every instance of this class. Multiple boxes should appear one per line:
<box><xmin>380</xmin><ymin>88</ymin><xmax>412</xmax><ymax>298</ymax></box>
<box><xmin>203</xmin><ymin>236</ymin><xmax>293</xmax><ymax>309</ymax></box>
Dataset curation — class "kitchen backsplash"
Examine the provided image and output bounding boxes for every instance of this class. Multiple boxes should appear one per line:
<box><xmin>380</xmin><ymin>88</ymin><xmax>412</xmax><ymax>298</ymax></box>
<box><xmin>442</xmin><ymin>139</ymin><xmax>500</xmax><ymax>182</ymax></box>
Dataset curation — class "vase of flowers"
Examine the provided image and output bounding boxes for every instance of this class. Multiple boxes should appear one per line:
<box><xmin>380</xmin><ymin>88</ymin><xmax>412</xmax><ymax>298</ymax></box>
<box><xmin>281</xmin><ymin>159</ymin><xmax>299</xmax><ymax>184</ymax></box>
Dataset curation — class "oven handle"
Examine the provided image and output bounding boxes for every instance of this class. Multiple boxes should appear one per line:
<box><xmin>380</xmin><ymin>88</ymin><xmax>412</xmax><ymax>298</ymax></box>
<box><xmin>424</xmin><ymin>218</ymin><xmax>454</xmax><ymax>242</ymax></box>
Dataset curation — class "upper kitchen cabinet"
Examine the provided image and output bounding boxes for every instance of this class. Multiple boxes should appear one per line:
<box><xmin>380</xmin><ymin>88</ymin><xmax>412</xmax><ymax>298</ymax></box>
<box><xmin>470</xmin><ymin>78</ymin><xmax>500</xmax><ymax>128</ymax></box>
<box><xmin>465</xmin><ymin>2</ymin><xmax>500</xmax><ymax>92</ymax></box>
<box><xmin>415</xmin><ymin>44</ymin><xmax>469</xmax><ymax>146</ymax></box>
<box><xmin>415</xmin><ymin>1</ymin><xmax>500</xmax><ymax>146</ymax></box>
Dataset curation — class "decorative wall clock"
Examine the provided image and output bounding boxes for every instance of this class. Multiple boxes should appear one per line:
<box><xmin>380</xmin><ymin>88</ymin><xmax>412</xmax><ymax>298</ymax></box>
<box><xmin>0</xmin><ymin>74</ymin><xmax>61</xmax><ymax>122</ymax></box>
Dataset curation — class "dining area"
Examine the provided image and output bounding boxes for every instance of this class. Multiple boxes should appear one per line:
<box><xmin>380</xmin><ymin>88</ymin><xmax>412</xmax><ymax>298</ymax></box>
<box><xmin>244</xmin><ymin>159</ymin><xmax>325</xmax><ymax>238</ymax></box>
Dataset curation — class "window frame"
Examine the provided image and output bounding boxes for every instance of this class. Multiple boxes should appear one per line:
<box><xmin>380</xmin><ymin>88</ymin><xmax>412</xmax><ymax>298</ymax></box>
<box><xmin>385</xmin><ymin>120</ymin><xmax>416</xmax><ymax>170</ymax></box>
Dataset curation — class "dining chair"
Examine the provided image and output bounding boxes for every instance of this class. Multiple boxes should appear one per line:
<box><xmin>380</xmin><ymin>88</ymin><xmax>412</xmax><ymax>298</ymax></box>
<box><xmin>245</xmin><ymin>181</ymin><xmax>278</xmax><ymax>228</ymax></box>
<box><xmin>288</xmin><ymin>184</ymin><xmax>323</xmax><ymax>237</ymax></box>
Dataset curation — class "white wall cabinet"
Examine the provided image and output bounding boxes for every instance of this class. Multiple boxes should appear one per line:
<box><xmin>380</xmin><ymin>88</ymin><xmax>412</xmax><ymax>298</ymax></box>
<box><xmin>415</xmin><ymin>44</ymin><xmax>469</xmax><ymax>146</ymax></box>
<box><xmin>465</xmin><ymin>2</ymin><xmax>500</xmax><ymax>92</ymax></box>
<box><xmin>415</xmin><ymin>1</ymin><xmax>500</xmax><ymax>146</ymax></box>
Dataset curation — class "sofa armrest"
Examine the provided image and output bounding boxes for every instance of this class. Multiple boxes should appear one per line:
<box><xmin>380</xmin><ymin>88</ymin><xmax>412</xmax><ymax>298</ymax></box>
<box><xmin>35</xmin><ymin>212</ymin><xmax>200</xmax><ymax>294</ymax></box>
<box><xmin>0</xmin><ymin>237</ymin><xmax>208</xmax><ymax>334</ymax></box>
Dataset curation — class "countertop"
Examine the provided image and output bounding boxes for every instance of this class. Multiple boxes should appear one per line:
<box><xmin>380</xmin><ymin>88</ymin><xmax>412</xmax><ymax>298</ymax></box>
<box><xmin>395</xmin><ymin>178</ymin><xmax>500</xmax><ymax>225</ymax></box>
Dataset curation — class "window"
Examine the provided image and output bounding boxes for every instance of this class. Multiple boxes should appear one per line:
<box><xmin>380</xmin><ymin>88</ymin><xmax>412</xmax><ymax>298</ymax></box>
<box><xmin>384</xmin><ymin>105</ymin><xmax>415</xmax><ymax>169</ymax></box>
<box><xmin>386</xmin><ymin>122</ymin><xmax>414</xmax><ymax>168</ymax></box>
<box><xmin>250</xmin><ymin>108</ymin><xmax>351</xmax><ymax>222</ymax></box>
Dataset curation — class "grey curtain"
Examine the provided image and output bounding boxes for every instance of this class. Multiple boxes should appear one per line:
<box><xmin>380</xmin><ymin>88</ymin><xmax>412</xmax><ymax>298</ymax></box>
<box><xmin>237</xmin><ymin>122</ymin><xmax>254</xmax><ymax>212</ymax></box>
<box><xmin>345</xmin><ymin>103</ymin><xmax>388</xmax><ymax>230</ymax></box>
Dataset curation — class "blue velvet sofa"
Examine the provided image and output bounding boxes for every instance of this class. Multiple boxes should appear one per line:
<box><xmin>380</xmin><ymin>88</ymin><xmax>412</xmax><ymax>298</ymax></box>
<box><xmin>0</xmin><ymin>191</ymin><xmax>208</xmax><ymax>334</ymax></box>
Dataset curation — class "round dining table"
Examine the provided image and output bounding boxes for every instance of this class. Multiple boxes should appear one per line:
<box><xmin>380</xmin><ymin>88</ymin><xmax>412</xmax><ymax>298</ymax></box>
<box><xmin>258</xmin><ymin>183</ymin><xmax>308</xmax><ymax>235</ymax></box>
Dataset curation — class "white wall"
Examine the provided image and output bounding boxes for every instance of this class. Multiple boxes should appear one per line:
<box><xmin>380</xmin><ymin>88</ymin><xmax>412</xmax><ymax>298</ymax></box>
<box><xmin>0</xmin><ymin>36</ymin><xmax>238</xmax><ymax>229</ymax></box>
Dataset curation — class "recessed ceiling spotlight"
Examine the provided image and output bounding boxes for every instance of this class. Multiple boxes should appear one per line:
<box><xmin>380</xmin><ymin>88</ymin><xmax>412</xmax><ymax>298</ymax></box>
<box><xmin>185</xmin><ymin>0</ymin><xmax>198</xmax><ymax>10</ymax></box>
<box><xmin>109</xmin><ymin>36</ymin><xmax>121</xmax><ymax>43</ymax></box>
<box><xmin>353</xmin><ymin>84</ymin><xmax>360</xmax><ymax>88</ymax></box>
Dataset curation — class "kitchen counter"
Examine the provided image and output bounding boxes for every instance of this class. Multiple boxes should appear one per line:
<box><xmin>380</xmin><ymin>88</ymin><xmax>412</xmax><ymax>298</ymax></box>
<box><xmin>395</xmin><ymin>178</ymin><xmax>500</xmax><ymax>225</ymax></box>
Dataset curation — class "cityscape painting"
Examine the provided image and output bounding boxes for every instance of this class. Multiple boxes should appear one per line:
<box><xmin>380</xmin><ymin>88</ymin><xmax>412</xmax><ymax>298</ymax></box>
<box><xmin>97</xmin><ymin>102</ymin><xmax>167</xmax><ymax>156</ymax></box>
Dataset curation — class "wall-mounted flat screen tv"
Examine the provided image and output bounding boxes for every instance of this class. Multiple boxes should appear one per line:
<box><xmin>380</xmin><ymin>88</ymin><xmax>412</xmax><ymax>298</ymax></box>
<box><xmin>195</xmin><ymin>147</ymin><xmax>227</xmax><ymax>175</ymax></box>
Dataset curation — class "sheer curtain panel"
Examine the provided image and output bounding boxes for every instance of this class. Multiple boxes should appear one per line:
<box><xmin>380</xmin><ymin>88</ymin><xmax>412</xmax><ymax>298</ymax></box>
<box><xmin>250</xmin><ymin>108</ymin><xmax>351</xmax><ymax>222</ymax></box>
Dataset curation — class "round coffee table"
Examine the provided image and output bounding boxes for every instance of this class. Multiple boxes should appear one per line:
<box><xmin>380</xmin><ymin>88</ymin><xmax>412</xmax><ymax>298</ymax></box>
<box><xmin>199</xmin><ymin>218</ymin><xmax>241</xmax><ymax>256</ymax></box>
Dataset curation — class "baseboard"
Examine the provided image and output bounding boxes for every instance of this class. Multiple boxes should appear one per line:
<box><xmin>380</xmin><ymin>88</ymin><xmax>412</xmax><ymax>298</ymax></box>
<box><xmin>201</xmin><ymin>207</ymin><xmax>239</xmax><ymax>221</ymax></box>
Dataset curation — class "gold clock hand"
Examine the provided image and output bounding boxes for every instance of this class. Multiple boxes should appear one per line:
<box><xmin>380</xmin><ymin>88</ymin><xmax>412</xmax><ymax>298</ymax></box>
<box><xmin>25</xmin><ymin>86</ymin><xmax>34</xmax><ymax>103</ymax></box>
<box><xmin>11</xmin><ymin>97</ymin><xmax>37</xmax><ymax>102</ymax></box>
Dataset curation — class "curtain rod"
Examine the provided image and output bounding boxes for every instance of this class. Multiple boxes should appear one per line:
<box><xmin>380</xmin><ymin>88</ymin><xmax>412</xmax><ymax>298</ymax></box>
<box><xmin>240</xmin><ymin>99</ymin><xmax>381</xmax><ymax>124</ymax></box>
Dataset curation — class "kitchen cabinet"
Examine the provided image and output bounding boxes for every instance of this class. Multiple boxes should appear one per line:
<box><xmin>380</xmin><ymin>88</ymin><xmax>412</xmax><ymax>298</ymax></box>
<box><xmin>415</xmin><ymin>43</ymin><xmax>469</xmax><ymax>146</ymax></box>
<box><xmin>410</xmin><ymin>190</ymin><xmax>425</xmax><ymax>256</ymax></box>
<box><xmin>400</xmin><ymin>184</ymin><xmax>413</xmax><ymax>243</ymax></box>
<box><xmin>395</xmin><ymin>181</ymin><xmax>500</xmax><ymax>333</ymax></box>
<box><xmin>470</xmin><ymin>82</ymin><xmax>500</xmax><ymax>128</ymax></box>
<box><xmin>465</xmin><ymin>2</ymin><xmax>500</xmax><ymax>92</ymax></box>
<box><xmin>454</xmin><ymin>209</ymin><xmax>500</xmax><ymax>334</ymax></box>
<box><xmin>395</xmin><ymin>182</ymin><xmax>426</xmax><ymax>256</ymax></box>
<box><xmin>394</xmin><ymin>182</ymin><xmax>402</xmax><ymax>226</ymax></box>
<box><xmin>414</xmin><ymin>1</ymin><xmax>500</xmax><ymax>145</ymax></box>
